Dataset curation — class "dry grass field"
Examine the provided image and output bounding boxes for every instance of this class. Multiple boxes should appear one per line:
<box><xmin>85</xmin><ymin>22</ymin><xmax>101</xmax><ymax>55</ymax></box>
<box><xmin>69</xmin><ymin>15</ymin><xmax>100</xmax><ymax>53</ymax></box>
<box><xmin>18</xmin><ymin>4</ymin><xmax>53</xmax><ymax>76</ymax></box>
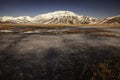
<box><xmin>0</xmin><ymin>23</ymin><xmax>120</xmax><ymax>30</ymax></box>
<box><xmin>0</xmin><ymin>23</ymin><xmax>120</xmax><ymax>80</ymax></box>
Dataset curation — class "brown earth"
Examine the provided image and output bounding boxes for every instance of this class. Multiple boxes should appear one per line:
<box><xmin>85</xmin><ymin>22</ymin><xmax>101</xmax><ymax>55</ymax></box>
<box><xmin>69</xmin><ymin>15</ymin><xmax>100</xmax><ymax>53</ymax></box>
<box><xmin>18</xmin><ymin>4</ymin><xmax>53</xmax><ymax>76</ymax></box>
<box><xmin>0</xmin><ymin>24</ymin><xmax>120</xmax><ymax>80</ymax></box>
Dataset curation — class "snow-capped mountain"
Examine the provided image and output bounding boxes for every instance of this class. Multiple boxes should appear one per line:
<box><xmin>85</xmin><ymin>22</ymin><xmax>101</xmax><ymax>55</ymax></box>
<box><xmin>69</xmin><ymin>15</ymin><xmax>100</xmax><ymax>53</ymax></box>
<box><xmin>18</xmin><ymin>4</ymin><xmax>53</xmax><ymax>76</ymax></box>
<box><xmin>98</xmin><ymin>15</ymin><xmax>120</xmax><ymax>24</ymax></box>
<box><xmin>0</xmin><ymin>16</ymin><xmax>14</xmax><ymax>23</ymax></box>
<box><xmin>0</xmin><ymin>16</ymin><xmax>32</xmax><ymax>24</ymax></box>
<box><xmin>32</xmin><ymin>11</ymin><xmax>98</xmax><ymax>24</ymax></box>
<box><xmin>0</xmin><ymin>11</ymin><xmax>119</xmax><ymax>24</ymax></box>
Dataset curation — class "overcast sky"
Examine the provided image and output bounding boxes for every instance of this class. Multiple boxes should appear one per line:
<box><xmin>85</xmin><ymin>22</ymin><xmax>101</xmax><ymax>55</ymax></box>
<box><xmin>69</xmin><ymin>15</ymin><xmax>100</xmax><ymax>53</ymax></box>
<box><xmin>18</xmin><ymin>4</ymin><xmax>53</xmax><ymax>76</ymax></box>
<box><xmin>0</xmin><ymin>0</ymin><xmax>120</xmax><ymax>18</ymax></box>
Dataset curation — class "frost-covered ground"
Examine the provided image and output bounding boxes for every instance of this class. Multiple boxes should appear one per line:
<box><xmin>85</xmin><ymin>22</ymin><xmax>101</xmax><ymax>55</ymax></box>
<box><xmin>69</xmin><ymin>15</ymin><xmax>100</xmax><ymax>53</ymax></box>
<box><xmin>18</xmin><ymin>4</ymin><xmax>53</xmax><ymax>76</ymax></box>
<box><xmin>0</xmin><ymin>27</ymin><xmax>120</xmax><ymax>80</ymax></box>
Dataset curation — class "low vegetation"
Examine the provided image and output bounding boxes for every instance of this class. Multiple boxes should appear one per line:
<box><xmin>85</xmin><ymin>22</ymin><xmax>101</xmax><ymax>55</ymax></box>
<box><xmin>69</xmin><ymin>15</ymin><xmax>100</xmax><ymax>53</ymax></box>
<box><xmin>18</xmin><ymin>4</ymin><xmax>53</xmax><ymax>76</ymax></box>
<box><xmin>94</xmin><ymin>33</ymin><xmax>120</xmax><ymax>37</ymax></box>
<box><xmin>0</xmin><ymin>23</ymin><xmax>120</xmax><ymax>30</ymax></box>
<box><xmin>0</xmin><ymin>23</ymin><xmax>120</xmax><ymax>80</ymax></box>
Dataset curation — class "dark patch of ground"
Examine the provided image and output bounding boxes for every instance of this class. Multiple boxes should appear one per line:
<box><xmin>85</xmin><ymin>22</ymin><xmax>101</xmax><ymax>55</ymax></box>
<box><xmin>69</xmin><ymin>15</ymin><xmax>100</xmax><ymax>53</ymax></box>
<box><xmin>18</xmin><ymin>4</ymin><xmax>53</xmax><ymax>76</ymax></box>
<box><xmin>0</xmin><ymin>27</ymin><xmax>120</xmax><ymax>80</ymax></box>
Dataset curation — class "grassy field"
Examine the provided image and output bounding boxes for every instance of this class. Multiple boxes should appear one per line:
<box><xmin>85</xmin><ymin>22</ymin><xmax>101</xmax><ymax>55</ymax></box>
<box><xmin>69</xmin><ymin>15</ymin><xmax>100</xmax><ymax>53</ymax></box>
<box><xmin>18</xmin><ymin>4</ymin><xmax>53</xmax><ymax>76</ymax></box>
<box><xmin>0</xmin><ymin>23</ymin><xmax>120</xmax><ymax>37</ymax></box>
<box><xmin>0</xmin><ymin>23</ymin><xmax>120</xmax><ymax>30</ymax></box>
<box><xmin>0</xmin><ymin>23</ymin><xmax>120</xmax><ymax>80</ymax></box>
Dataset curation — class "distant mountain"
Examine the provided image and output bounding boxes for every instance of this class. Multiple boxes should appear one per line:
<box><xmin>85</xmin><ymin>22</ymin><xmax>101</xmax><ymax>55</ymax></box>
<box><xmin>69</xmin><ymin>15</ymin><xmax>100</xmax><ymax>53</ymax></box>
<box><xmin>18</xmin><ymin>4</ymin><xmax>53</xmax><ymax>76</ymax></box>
<box><xmin>0</xmin><ymin>16</ymin><xmax>32</xmax><ymax>24</ymax></box>
<box><xmin>32</xmin><ymin>11</ymin><xmax>98</xmax><ymax>24</ymax></box>
<box><xmin>0</xmin><ymin>11</ymin><xmax>119</xmax><ymax>24</ymax></box>
<box><xmin>98</xmin><ymin>15</ymin><xmax>120</xmax><ymax>24</ymax></box>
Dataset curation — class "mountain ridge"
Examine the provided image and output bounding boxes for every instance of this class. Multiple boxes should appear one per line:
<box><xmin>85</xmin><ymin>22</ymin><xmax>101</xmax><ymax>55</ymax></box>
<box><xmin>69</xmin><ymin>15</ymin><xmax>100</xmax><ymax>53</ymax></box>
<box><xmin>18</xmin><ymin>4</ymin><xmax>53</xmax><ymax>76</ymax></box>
<box><xmin>0</xmin><ymin>11</ymin><xmax>120</xmax><ymax>24</ymax></box>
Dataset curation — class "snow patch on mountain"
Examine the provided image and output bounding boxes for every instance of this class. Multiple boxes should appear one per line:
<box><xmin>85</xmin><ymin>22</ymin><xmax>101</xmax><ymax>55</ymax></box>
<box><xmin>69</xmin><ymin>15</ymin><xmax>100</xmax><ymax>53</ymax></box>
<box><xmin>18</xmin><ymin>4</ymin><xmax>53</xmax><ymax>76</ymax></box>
<box><xmin>0</xmin><ymin>16</ymin><xmax>32</xmax><ymax>23</ymax></box>
<box><xmin>0</xmin><ymin>11</ymin><xmax>119</xmax><ymax>24</ymax></box>
<box><xmin>32</xmin><ymin>11</ymin><xmax>97</xmax><ymax>24</ymax></box>
<box><xmin>98</xmin><ymin>15</ymin><xmax>120</xmax><ymax>24</ymax></box>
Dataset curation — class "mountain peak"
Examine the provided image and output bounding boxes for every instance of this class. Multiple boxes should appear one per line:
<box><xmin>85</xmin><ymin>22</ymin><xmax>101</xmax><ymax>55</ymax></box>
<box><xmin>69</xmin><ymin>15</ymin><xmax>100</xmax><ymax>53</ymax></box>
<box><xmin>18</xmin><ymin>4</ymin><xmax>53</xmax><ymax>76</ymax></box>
<box><xmin>49</xmin><ymin>11</ymin><xmax>77</xmax><ymax>15</ymax></box>
<box><xmin>32</xmin><ymin>11</ymin><xmax>96</xmax><ymax>24</ymax></box>
<box><xmin>40</xmin><ymin>11</ymin><xmax>78</xmax><ymax>15</ymax></box>
<box><xmin>34</xmin><ymin>11</ymin><xmax>80</xmax><ymax>19</ymax></box>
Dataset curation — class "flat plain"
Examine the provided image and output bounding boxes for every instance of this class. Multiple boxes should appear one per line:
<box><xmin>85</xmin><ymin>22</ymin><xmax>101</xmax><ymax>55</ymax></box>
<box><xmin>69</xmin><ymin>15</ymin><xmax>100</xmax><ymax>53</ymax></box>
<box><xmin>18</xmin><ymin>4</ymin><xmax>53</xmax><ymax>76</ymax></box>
<box><xmin>0</xmin><ymin>24</ymin><xmax>120</xmax><ymax>80</ymax></box>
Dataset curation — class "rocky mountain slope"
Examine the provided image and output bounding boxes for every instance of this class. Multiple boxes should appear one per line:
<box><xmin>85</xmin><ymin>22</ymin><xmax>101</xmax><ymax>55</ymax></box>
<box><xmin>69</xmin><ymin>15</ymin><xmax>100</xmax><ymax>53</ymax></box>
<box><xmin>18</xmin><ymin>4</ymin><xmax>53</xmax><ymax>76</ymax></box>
<box><xmin>32</xmin><ymin>11</ymin><xmax>97</xmax><ymax>24</ymax></box>
<box><xmin>0</xmin><ymin>11</ymin><xmax>119</xmax><ymax>24</ymax></box>
<box><xmin>98</xmin><ymin>15</ymin><xmax>120</xmax><ymax>24</ymax></box>
<box><xmin>0</xmin><ymin>16</ymin><xmax>32</xmax><ymax>24</ymax></box>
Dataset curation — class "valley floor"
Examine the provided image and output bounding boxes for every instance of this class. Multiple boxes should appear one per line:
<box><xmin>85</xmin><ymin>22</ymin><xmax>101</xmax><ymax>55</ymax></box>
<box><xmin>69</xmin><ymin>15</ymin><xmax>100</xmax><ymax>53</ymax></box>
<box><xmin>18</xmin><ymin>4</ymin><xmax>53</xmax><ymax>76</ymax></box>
<box><xmin>0</xmin><ymin>25</ymin><xmax>120</xmax><ymax>80</ymax></box>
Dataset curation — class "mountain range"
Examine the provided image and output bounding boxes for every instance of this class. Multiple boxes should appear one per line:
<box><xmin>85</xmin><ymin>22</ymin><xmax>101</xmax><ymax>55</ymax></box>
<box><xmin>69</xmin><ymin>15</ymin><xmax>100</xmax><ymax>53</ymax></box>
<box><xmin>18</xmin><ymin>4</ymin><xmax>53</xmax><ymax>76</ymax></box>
<box><xmin>0</xmin><ymin>11</ymin><xmax>120</xmax><ymax>24</ymax></box>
